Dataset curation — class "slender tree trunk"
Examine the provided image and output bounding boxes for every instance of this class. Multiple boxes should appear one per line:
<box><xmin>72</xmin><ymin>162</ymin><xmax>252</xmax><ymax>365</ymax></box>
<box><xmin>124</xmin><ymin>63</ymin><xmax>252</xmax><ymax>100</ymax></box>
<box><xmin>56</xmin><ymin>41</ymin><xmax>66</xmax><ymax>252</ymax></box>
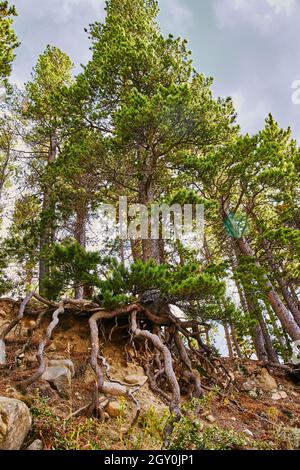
<box><xmin>245</xmin><ymin>294</ymin><xmax>269</xmax><ymax>361</ymax></box>
<box><xmin>233</xmin><ymin>251</ymin><xmax>269</xmax><ymax>360</ymax></box>
<box><xmin>130</xmin><ymin>239</ymin><xmax>142</xmax><ymax>262</ymax></box>
<box><xmin>262</xmin><ymin>243</ymin><xmax>300</xmax><ymax>326</ymax></box>
<box><xmin>224</xmin><ymin>323</ymin><xmax>234</xmax><ymax>358</ymax></box>
<box><xmin>138</xmin><ymin>175</ymin><xmax>160</xmax><ymax>264</ymax></box>
<box><xmin>235</xmin><ymin>238</ymin><xmax>300</xmax><ymax>341</ymax></box>
<box><xmin>259</xmin><ymin>316</ymin><xmax>279</xmax><ymax>363</ymax></box>
<box><xmin>290</xmin><ymin>286</ymin><xmax>300</xmax><ymax>309</ymax></box>
<box><xmin>0</xmin><ymin>143</ymin><xmax>10</xmax><ymax>201</ymax></box>
<box><xmin>74</xmin><ymin>204</ymin><xmax>87</xmax><ymax>299</ymax></box>
<box><xmin>39</xmin><ymin>134</ymin><xmax>58</xmax><ymax>296</ymax></box>
<box><xmin>230</xmin><ymin>324</ymin><xmax>242</xmax><ymax>358</ymax></box>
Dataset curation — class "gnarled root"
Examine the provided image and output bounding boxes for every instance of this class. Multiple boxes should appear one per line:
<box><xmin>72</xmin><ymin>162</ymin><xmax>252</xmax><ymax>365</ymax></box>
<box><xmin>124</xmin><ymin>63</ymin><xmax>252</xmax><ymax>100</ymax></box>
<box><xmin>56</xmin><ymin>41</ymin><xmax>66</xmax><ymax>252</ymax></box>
<box><xmin>18</xmin><ymin>302</ymin><xmax>64</xmax><ymax>391</ymax></box>
<box><xmin>130</xmin><ymin>310</ymin><xmax>181</xmax><ymax>418</ymax></box>
<box><xmin>0</xmin><ymin>292</ymin><xmax>35</xmax><ymax>365</ymax></box>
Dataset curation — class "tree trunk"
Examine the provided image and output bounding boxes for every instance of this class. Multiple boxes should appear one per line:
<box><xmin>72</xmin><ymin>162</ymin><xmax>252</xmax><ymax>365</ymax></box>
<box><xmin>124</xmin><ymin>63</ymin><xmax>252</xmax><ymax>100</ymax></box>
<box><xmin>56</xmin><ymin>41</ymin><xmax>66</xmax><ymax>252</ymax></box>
<box><xmin>230</xmin><ymin>324</ymin><xmax>242</xmax><ymax>358</ymax></box>
<box><xmin>74</xmin><ymin>204</ymin><xmax>87</xmax><ymax>299</ymax></box>
<box><xmin>130</xmin><ymin>239</ymin><xmax>142</xmax><ymax>262</ymax></box>
<box><xmin>224</xmin><ymin>323</ymin><xmax>234</xmax><ymax>358</ymax></box>
<box><xmin>233</xmin><ymin>251</ymin><xmax>269</xmax><ymax>360</ymax></box>
<box><xmin>138</xmin><ymin>175</ymin><xmax>160</xmax><ymax>264</ymax></box>
<box><xmin>235</xmin><ymin>237</ymin><xmax>300</xmax><ymax>341</ymax></box>
<box><xmin>259</xmin><ymin>315</ymin><xmax>279</xmax><ymax>363</ymax></box>
<box><xmin>262</xmin><ymin>243</ymin><xmax>300</xmax><ymax>326</ymax></box>
<box><xmin>39</xmin><ymin>134</ymin><xmax>58</xmax><ymax>296</ymax></box>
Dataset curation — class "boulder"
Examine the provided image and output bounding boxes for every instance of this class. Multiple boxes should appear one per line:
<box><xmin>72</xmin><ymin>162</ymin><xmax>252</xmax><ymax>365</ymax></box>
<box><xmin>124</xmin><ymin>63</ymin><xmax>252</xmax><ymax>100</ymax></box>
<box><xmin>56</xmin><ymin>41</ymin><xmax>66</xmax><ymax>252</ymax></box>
<box><xmin>106</xmin><ymin>401</ymin><xmax>121</xmax><ymax>418</ymax></box>
<box><xmin>42</xmin><ymin>366</ymin><xmax>72</xmax><ymax>399</ymax></box>
<box><xmin>26</xmin><ymin>439</ymin><xmax>43</xmax><ymax>451</ymax></box>
<box><xmin>102</xmin><ymin>381</ymin><xmax>127</xmax><ymax>397</ymax></box>
<box><xmin>0</xmin><ymin>397</ymin><xmax>32</xmax><ymax>450</ymax></box>
<box><xmin>271</xmin><ymin>390</ymin><xmax>287</xmax><ymax>401</ymax></box>
<box><xmin>48</xmin><ymin>359</ymin><xmax>75</xmax><ymax>377</ymax></box>
<box><xmin>257</xmin><ymin>368</ymin><xmax>277</xmax><ymax>392</ymax></box>
<box><xmin>124</xmin><ymin>374</ymin><xmax>147</xmax><ymax>386</ymax></box>
<box><xmin>240</xmin><ymin>379</ymin><xmax>256</xmax><ymax>392</ymax></box>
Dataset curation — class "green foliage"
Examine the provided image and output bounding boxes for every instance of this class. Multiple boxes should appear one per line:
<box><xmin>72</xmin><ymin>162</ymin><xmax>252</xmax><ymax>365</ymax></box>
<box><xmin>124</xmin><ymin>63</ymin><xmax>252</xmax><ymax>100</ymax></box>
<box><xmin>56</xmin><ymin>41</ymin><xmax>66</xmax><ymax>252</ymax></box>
<box><xmin>0</xmin><ymin>1</ymin><xmax>19</xmax><ymax>82</ymax></box>
<box><xmin>169</xmin><ymin>419</ymin><xmax>249</xmax><ymax>450</ymax></box>
<box><xmin>96</xmin><ymin>259</ymin><xmax>225</xmax><ymax>310</ymax></box>
<box><xmin>43</xmin><ymin>240</ymin><xmax>102</xmax><ymax>299</ymax></box>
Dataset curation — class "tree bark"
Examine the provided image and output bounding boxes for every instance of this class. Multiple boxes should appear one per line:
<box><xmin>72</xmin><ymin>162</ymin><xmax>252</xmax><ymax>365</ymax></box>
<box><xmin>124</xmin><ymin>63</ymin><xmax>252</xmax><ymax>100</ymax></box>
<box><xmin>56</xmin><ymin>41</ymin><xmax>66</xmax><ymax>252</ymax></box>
<box><xmin>230</xmin><ymin>324</ymin><xmax>242</xmax><ymax>358</ymax></box>
<box><xmin>235</xmin><ymin>237</ymin><xmax>300</xmax><ymax>341</ymax></box>
<box><xmin>74</xmin><ymin>204</ymin><xmax>87</xmax><ymax>299</ymax></box>
<box><xmin>224</xmin><ymin>323</ymin><xmax>234</xmax><ymax>358</ymax></box>
<box><xmin>262</xmin><ymin>243</ymin><xmax>300</xmax><ymax>326</ymax></box>
<box><xmin>39</xmin><ymin>133</ymin><xmax>58</xmax><ymax>296</ymax></box>
<box><xmin>259</xmin><ymin>315</ymin><xmax>279</xmax><ymax>364</ymax></box>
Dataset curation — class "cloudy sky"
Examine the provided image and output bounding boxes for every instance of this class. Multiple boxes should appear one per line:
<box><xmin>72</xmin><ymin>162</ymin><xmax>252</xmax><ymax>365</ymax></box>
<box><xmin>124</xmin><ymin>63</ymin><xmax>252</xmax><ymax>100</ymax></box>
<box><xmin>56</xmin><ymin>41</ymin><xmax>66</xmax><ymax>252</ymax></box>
<box><xmin>10</xmin><ymin>0</ymin><xmax>300</xmax><ymax>138</ymax></box>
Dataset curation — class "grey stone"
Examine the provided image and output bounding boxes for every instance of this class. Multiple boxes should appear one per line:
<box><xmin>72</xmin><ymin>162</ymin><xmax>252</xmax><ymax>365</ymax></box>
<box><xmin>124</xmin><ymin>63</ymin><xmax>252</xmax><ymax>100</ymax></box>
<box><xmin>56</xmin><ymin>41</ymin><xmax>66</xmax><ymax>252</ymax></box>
<box><xmin>42</xmin><ymin>366</ymin><xmax>72</xmax><ymax>399</ymax></box>
<box><xmin>0</xmin><ymin>397</ymin><xmax>32</xmax><ymax>450</ymax></box>
<box><xmin>257</xmin><ymin>368</ymin><xmax>277</xmax><ymax>392</ymax></box>
<box><xmin>241</xmin><ymin>379</ymin><xmax>256</xmax><ymax>392</ymax></box>
<box><xmin>48</xmin><ymin>359</ymin><xmax>75</xmax><ymax>377</ymax></box>
<box><xmin>102</xmin><ymin>381</ymin><xmax>127</xmax><ymax>397</ymax></box>
<box><xmin>26</xmin><ymin>439</ymin><xmax>43</xmax><ymax>451</ymax></box>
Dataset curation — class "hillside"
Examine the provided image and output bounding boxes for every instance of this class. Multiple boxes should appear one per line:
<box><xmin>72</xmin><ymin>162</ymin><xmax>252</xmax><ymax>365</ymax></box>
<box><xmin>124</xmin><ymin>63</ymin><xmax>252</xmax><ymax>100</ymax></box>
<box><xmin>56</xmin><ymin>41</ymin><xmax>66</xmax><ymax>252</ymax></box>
<box><xmin>1</xmin><ymin>298</ymin><xmax>300</xmax><ymax>451</ymax></box>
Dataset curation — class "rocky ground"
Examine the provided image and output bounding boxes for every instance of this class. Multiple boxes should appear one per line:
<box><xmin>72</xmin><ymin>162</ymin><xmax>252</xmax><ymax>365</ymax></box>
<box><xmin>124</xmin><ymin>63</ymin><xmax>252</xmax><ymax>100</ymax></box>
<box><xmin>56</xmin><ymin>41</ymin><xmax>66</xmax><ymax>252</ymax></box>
<box><xmin>0</xmin><ymin>298</ymin><xmax>300</xmax><ymax>450</ymax></box>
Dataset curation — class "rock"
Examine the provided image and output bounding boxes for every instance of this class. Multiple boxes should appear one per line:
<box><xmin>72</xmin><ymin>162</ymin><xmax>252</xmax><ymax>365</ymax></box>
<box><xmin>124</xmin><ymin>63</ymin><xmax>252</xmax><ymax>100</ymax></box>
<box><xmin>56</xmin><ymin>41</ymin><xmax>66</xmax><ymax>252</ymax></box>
<box><xmin>26</xmin><ymin>355</ymin><xmax>37</xmax><ymax>364</ymax></box>
<box><xmin>206</xmin><ymin>415</ymin><xmax>216</xmax><ymax>423</ymax></box>
<box><xmin>102</xmin><ymin>382</ymin><xmax>127</xmax><ymax>397</ymax></box>
<box><xmin>26</xmin><ymin>439</ymin><xmax>43</xmax><ymax>451</ymax></box>
<box><xmin>271</xmin><ymin>392</ymin><xmax>282</xmax><ymax>401</ymax></box>
<box><xmin>272</xmin><ymin>390</ymin><xmax>287</xmax><ymax>401</ymax></box>
<box><xmin>42</xmin><ymin>366</ymin><xmax>72</xmax><ymax>399</ymax></box>
<box><xmin>257</xmin><ymin>368</ymin><xmax>277</xmax><ymax>392</ymax></box>
<box><xmin>106</xmin><ymin>401</ymin><xmax>121</xmax><ymax>418</ymax></box>
<box><xmin>0</xmin><ymin>397</ymin><xmax>32</xmax><ymax>450</ymax></box>
<box><xmin>124</xmin><ymin>374</ymin><xmax>147</xmax><ymax>386</ymax></box>
<box><xmin>244</xmin><ymin>429</ymin><xmax>254</xmax><ymax>438</ymax></box>
<box><xmin>241</xmin><ymin>379</ymin><xmax>256</xmax><ymax>392</ymax></box>
<box><xmin>48</xmin><ymin>359</ymin><xmax>75</xmax><ymax>377</ymax></box>
<box><xmin>0</xmin><ymin>339</ymin><xmax>6</xmax><ymax>365</ymax></box>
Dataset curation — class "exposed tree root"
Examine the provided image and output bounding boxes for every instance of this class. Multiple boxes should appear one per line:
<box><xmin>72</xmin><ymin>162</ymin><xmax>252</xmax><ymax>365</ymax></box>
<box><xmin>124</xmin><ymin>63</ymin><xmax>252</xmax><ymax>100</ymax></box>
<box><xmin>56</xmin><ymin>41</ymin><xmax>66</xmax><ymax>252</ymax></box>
<box><xmin>1</xmin><ymin>294</ymin><xmax>265</xmax><ymax>444</ymax></box>
<box><xmin>130</xmin><ymin>310</ymin><xmax>181</xmax><ymax>418</ymax></box>
<box><xmin>18</xmin><ymin>302</ymin><xmax>65</xmax><ymax>390</ymax></box>
<box><xmin>0</xmin><ymin>292</ymin><xmax>35</xmax><ymax>365</ymax></box>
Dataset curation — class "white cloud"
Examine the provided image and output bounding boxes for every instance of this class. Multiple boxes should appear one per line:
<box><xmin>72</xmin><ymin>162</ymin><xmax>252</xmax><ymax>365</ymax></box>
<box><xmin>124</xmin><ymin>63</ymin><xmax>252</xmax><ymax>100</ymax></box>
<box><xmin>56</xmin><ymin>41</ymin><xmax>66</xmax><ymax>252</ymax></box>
<box><xmin>58</xmin><ymin>0</ymin><xmax>105</xmax><ymax>22</ymax></box>
<box><xmin>230</xmin><ymin>90</ymin><xmax>268</xmax><ymax>133</ymax></box>
<box><xmin>265</xmin><ymin>0</ymin><xmax>296</xmax><ymax>16</ymax></box>
<box><xmin>214</xmin><ymin>0</ymin><xmax>297</xmax><ymax>30</ymax></box>
<box><xmin>161</xmin><ymin>0</ymin><xmax>192</xmax><ymax>34</ymax></box>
